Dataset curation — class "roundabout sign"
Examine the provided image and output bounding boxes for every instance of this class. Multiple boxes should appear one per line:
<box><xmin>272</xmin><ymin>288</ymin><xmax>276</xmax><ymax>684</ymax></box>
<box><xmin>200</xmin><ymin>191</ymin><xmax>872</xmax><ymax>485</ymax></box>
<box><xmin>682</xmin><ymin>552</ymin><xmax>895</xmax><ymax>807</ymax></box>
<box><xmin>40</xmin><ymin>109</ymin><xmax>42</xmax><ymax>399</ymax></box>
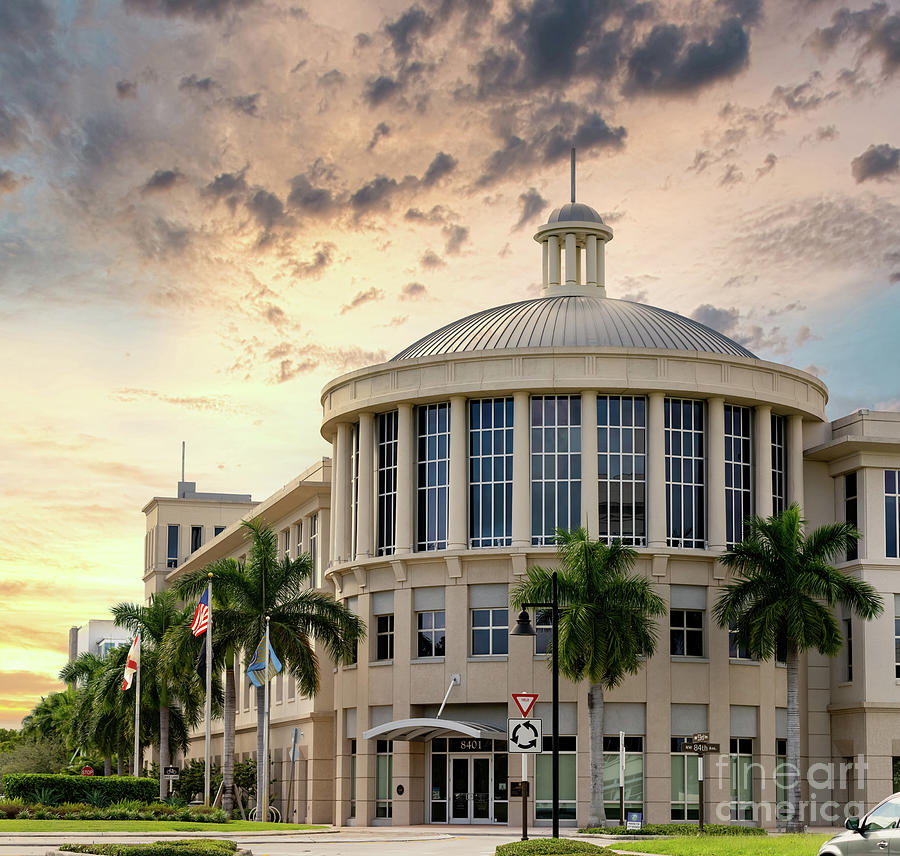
<box><xmin>507</xmin><ymin>717</ymin><xmax>542</xmax><ymax>753</ymax></box>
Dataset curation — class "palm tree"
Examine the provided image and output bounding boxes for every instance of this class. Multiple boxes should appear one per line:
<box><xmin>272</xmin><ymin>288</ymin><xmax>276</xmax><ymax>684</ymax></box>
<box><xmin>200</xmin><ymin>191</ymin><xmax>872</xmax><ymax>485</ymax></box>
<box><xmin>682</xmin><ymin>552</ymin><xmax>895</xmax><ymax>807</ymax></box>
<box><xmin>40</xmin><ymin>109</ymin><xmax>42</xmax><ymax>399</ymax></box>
<box><xmin>112</xmin><ymin>589</ymin><xmax>207</xmax><ymax>798</ymax></box>
<box><xmin>21</xmin><ymin>688</ymin><xmax>78</xmax><ymax>756</ymax></box>
<box><xmin>511</xmin><ymin>528</ymin><xmax>667</xmax><ymax>827</ymax></box>
<box><xmin>173</xmin><ymin>517</ymin><xmax>365</xmax><ymax>816</ymax></box>
<box><xmin>60</xmin><ymin>653</ymin><xmax>117</xmax><ymax>774</ymax></box>
<box><xmin>713</xmin><ymin>504</ymin><xmax>883</xmax><ymax>831</ymax></box>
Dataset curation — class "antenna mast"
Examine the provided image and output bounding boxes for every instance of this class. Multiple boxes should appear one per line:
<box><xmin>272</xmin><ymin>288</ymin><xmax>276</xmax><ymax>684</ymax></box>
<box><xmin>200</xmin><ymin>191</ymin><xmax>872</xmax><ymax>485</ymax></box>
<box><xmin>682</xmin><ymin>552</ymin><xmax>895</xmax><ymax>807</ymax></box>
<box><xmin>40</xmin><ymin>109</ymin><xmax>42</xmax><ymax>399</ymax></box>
<box><xmin>570</xmin><ymin>147</ymin><xmax>576</xmax><ymax>203</ymax></box>
<box><xmin>181</xmin><ymin>441</ymin><xmax>185</xmax><ymax>483</ymax></box>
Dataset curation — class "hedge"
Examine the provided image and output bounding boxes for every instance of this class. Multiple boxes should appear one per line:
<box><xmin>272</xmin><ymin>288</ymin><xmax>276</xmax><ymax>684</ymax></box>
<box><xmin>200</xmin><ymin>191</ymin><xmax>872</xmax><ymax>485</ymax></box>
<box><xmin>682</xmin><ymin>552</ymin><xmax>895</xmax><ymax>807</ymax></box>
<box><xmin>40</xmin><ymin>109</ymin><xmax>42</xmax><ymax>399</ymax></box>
<box><xmin>2</xmin><ymin>774</ymin><xmax>157</xmax><ymax>806</ymax></box>
<box><xmin>60</xmin><ymin>841</ymin><xmax>239</xmax><ymax>856</ymax></box>
<box><xmin>578</xmin><ymin>823</ymin><xmax>768</xmax><ymax>836</ymax></box>
<box><xmin>496</xmin><ymin>842</ymin><xmax>612</xmax><ymax>856</ymax></box>
<box><xmin>1</xmin><ymin>800</ymin><xmax>227</xmax><ymax>822</ymax></box>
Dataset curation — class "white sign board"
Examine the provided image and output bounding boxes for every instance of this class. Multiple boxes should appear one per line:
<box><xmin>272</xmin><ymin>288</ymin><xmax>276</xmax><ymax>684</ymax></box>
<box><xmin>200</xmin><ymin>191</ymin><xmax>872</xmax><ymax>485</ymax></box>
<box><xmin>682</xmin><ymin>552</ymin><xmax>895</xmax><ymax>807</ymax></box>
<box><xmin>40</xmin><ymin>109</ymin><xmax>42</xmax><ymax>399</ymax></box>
<box><xmin>508</xmin><ymin>718</ymin><xmax>542</xmax><ymax>754</ymax></box>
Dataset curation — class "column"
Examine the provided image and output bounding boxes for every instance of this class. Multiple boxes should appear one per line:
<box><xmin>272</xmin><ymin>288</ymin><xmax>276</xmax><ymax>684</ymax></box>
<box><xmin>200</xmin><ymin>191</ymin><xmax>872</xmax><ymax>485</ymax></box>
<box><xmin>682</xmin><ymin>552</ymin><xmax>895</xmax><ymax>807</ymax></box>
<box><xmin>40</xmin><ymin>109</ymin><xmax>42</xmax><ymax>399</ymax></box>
<box><xmin>597</xmin><ymin>239</ymin><xmax>606</xmax><ymax>295</ymax></box>
<box><xmin>448</xmin><ymin>395</ymin><xmax>467</xmax><ymax>550</ymax></box>
<box><xmin>647</xmin><ymin>393</ymin><xmax>667</xmax><ymax>549</ymax></box>
<box><xmin>707</xmin><ymin>397</ymin><xmax>726</xmax><ymax>551</ymax></box>
<box><xmin>548</xmin><ymin>236</ymin><xmax>560</xmax><ymax>285</ymax></box>
<box><xmin>586</xmin><ymin>235</ymin><xmax>597</xmax><ymax>286</ymax></box>
<box><xmin>356</xmin><ymin>412</ymin><xmax>374</xmax><ymax>560</ymax></box>
<box><xmin>581</xmin><ymin>391</ymin><xmax>599</xmax><ymax>535</ymax></box>
<box><xmin>333</xmin><ymin>422</ymin><xmax>351</xmax><ymax>565</ymax></box>
<box><xmin>565</xmin><ymin>232</ymin><xmax>576</xmax><ymax>285</ymax></box>
<box><xmin>574</xmin><ymin>242</ymin><xmax>582</xmax><ymax>284</ymax></box>
<box><xmin>512</xmin><ymin>391</ymin><xmax>531</xmax><ymax>549</ymax></box>
<box><xmin>542</xmin><ymin>240</ymin><xmax>549</xmax><ymax>287</ymax></box>
<box><xmin>788</xmin><ymin>414</ymin><xmax>805</xmax><ymax>513</ymax></box>
<box><xmin>396</xmin><ymin>403</ymin><xmax>414</xmax><ymax>554</ymax></box>
<box><xmin>754</xmin><ymin>405</ymin><xmax>773</xmax><ymax>520</ymax></box>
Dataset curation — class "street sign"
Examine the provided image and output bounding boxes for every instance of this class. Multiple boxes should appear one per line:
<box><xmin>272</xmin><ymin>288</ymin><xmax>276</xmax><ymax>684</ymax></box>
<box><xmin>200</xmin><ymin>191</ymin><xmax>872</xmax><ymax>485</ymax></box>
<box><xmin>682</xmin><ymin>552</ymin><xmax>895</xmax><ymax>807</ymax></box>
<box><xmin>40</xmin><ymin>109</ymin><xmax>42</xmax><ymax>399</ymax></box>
<box><xmin>80</xmin><ymin>765</ymin><xmax>93</xmax><ymax>776</ymax></box>
<box><xmin>692</xmin><ymin>732</ymin><xmax>710</xmax><ymax>743</ymax></box>
<box><xmin>510</xmin><ymin>781</ymin><xmax>530</xmax><ymax>798</ymax></box>
<box><xmin>681</xmin><ymin>742</ymin><xmax>720</xmax><ymax>753</ymax></box>
<box><xmin>626</xmin><ymin>811</ymin><xmax>643</xmax><ymax>831</ymax></box>
<box><xmin>512</xmin><ymin>692</ymin><xmax>539</xmax><ymax>718</ymax></box>
<box><xmin>163</xmin><ymin>765</ymin><xmax>180</xmax><ymax>778</ymax></box>
<box><xmin>508</xmin><ymin>718</ymin><xmax>542</xmax><ymax>753</ymax></box>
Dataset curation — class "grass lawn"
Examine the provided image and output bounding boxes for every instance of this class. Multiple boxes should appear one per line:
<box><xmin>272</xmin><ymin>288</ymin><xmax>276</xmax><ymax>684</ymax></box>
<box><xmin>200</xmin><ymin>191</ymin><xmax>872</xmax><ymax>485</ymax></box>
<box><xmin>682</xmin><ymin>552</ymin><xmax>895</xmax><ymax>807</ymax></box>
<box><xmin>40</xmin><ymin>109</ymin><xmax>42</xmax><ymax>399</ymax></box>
<box><xmin>614</xmin><ymin>834</ymin><xmax>830</xmax><ymax>856</ymax></box>
<box><xmin>0</xmin><ymin>820</ymin><xmax>327</xmax><ymax>832</ymax></box>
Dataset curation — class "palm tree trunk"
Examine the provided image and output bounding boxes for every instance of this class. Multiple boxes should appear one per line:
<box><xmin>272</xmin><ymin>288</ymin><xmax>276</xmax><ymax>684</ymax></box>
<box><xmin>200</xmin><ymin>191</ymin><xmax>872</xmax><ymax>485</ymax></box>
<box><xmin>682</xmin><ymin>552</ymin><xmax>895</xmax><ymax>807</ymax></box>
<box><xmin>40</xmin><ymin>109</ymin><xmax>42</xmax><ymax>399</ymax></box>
<box><xmin>159</xmin><ymin>704</ymin><xmax>170</xmax><ymax>800</ymax></box>
<box><xmin>223</xmin><ymin>656</ymin><xmax>236</xmax><ymax>816</ymax></box>
<box><xmin>588</xmin><ymin>682</ymin><xmax>607</xmax><ymax>827</ymax></box>
<box><xmin>256</xmin><ymin>683</ymin><xmax>266</xmax><ymax>817</ymax></box>
<box><xmin>104</xmin><ymin>755</ymin><xmax>112</xmax><ymax>776</ymax></box>
<box><xmin>117</xmin><ymin>739</ymin><xmax>125</xmax><ymax>776</ymax></box>
<box><xmin>785</xmin><ymin>649</ymin><xmax>802</xmax><ymax>832</ymax></box>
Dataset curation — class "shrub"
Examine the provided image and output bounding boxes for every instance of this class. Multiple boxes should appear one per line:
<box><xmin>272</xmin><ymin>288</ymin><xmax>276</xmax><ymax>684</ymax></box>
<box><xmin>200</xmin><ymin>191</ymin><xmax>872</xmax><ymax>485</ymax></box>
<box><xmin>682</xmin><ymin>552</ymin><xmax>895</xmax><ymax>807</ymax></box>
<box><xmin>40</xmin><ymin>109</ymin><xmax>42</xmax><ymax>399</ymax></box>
<box><xmin>0</xmin><ymin>801</ymin><xmax>227</xmax><ymax>823</ymax></box>
<box><xmin>496</xmin><ymin>841</ymin><xmax>612</xmax><ymax>856</ymax></box>
<box><xmin>578</xmin><ymin>823</ymin><xmax>768</xmax><ymax>836</ymax></box>
<box><xmin>3</xmin><ymin>773</ymin><xmax>156</xmax><ymax>806</ymax></box>
<box><xmin>60</xmin><ymin>841</ymin><xmax>238</xmax><ymax>856</ymax></box>
<box><xmin>0</xmin><ymin>798</ymin><xmax>25</xmax><ymax>819</ymax></box>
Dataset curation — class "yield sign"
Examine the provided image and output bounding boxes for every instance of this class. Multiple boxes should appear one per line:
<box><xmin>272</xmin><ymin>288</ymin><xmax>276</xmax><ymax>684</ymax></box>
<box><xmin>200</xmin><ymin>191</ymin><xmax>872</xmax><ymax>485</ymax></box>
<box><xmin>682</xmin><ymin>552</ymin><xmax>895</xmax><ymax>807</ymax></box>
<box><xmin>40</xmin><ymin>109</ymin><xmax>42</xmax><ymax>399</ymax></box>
<box><xmin>512</xmin><ymin>692</ymin><xmax>539</xmax><ymax>718</ymax></box>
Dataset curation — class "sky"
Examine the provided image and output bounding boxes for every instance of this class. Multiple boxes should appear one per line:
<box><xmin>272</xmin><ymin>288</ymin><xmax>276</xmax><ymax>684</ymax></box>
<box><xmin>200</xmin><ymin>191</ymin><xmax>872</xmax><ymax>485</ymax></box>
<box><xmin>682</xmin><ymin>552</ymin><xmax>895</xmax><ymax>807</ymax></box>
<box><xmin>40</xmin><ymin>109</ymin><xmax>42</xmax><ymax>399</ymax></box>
<box><xmin>1</xmin><ymin>0</ymin><xmax>899</xmax><ymax>729</ymax></box>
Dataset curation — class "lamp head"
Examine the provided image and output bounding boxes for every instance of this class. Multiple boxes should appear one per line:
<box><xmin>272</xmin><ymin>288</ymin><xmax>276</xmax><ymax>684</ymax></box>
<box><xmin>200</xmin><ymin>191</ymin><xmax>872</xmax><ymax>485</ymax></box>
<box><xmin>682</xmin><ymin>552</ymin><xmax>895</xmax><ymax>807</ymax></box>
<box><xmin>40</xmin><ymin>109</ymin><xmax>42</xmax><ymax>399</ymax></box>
<box><xmin>510</xmin><ymin>609</ymin><xmax>536</xmax><ymax>637</ymax></box>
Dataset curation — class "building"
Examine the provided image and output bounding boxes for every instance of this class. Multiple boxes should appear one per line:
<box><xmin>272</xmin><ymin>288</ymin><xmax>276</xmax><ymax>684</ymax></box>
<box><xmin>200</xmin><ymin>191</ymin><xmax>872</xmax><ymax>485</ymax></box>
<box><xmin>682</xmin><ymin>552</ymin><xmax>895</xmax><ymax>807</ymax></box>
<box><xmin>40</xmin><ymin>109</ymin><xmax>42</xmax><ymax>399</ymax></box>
<box><xmin>159</xmin><ymin>190</ymin><xmax>900</xmax><ymax>829</ymax></box>
<box><xmin>67</xmin><ymin>619</ymin><xmax>133</xmax><ymax>664</ymax></box>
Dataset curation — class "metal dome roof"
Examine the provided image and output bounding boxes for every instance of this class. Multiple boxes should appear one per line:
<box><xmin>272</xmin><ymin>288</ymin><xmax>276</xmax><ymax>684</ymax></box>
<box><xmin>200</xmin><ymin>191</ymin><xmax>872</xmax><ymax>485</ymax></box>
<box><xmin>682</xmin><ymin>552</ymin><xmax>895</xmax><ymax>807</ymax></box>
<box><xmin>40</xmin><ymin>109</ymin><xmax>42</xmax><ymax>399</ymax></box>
<box><xmin>392</xmin><ymin>295</ymin><xmax>755</xmax><ymax>361</ymax></box>
<box><xmin>545</xmin><ymin>202</ymin><xmax>605</xmax><ymax>224</ymax></box>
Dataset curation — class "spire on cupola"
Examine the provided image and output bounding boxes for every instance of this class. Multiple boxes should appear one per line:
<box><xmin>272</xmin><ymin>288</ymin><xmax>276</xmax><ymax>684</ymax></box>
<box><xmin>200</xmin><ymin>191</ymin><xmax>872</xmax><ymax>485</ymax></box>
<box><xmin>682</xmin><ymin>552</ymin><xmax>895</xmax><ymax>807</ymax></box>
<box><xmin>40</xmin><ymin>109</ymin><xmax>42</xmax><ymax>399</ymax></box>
<box><xmin>534</xmin><ymin>148</ymin><xmax>613</xmax><ymax>297</ymax></box>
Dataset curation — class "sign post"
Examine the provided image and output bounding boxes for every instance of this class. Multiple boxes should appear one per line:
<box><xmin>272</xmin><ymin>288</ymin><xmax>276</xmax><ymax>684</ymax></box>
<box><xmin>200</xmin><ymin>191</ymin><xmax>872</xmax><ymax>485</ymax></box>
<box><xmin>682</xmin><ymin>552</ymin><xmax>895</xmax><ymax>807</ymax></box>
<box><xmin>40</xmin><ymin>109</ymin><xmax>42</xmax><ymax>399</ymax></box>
<box><xmin>618</xmin><ymin>730</ymin><xmax>625</xmax><ymax>825</ymax></box>
<box><xmin>80</xmin><ymin>765</ymin><xmax>93</xmax><ymax>777</ymax></box>
<box><xmin>509</xmin><ymin>695</ymin><xmax>541</xmax><ymax>843</ymax></box>
<box><xmin>682</xmin><ymin>733</ymin><xmax>719</xmax><ymax>832</ymax></box>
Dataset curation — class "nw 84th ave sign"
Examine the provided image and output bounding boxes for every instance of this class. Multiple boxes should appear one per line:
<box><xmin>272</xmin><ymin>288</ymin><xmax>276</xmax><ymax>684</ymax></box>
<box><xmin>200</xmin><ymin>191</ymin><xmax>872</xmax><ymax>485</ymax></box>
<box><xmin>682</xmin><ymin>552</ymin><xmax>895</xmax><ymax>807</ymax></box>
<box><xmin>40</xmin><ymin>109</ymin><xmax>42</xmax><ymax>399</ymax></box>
<box><xmin>508</xmin><ymin>718</ymin><xmax>542</xmax><ymax>753</ymax></box>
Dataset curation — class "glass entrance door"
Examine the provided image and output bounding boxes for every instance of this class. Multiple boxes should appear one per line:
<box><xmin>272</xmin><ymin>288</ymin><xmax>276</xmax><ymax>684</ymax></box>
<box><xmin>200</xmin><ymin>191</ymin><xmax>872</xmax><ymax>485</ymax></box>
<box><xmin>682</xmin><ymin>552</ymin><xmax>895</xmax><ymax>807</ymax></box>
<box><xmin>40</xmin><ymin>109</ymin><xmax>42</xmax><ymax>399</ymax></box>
<box><xmin>450</xmin><ymin>755</ymin><xmax>493</xmax><ymax>823</ymax></box>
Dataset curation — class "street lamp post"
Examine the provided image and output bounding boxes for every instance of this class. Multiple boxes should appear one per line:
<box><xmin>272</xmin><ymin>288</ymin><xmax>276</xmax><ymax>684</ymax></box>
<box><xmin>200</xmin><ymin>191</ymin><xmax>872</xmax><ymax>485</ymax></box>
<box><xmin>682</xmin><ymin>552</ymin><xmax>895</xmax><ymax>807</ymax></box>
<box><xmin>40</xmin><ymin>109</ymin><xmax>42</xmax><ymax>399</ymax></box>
<box><xmin>511</xmin><ymin>570</ymin><xmax>560</xmax><ymax>839</ymax></box>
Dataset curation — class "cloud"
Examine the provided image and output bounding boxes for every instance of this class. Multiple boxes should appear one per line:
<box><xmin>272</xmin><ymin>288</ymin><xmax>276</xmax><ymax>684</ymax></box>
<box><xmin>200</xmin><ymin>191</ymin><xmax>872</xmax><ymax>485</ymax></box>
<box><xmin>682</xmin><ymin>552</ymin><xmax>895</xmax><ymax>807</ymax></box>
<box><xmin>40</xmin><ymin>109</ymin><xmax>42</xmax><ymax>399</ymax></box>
<box><xmin>123</xmin><ymin>0</ymin><xmax>257</xmax><ymax>20</ymax></box>
<box><xmin>385</xmin><ymin>5</ymin><xmax>434</xmax><ymax>59</ymax></box>
<box><xmin>116</xmin><ymin>80</ymin><xmax>137</xmax><ymax>99</ymax></box>
<box><xmin>135</xmin><ymin>217</ymin><xmax>191</xmax><ymax>258</ymax></box>
<box><xmin>111</xmin><ymin>388</ymin><xmax>247</xmax><ymax>414</ymax></box>
<box><xmin>319</xmin><ymin>69</ymin><xmax>346</xmax><ymax>87</ymax></box>
<box><xmin>364</xmin><ymin>75</ymin><xmax>402</xmax><ymax>106</ymax></box>
<box><xmin>771</xmin><ymin>72</ymin><xmax>838</xmax><ymax>112</ymax></box>
<box><xmin>624</xmin><ymin>18</ymin><xmax>751</xmax><ymax>95</ymax></box>
<box><xmin>205</xmin><ymin>168</ymin><xmax>248</xmax><ymax>204</ymax></box>
<box><xmin>514</xmin><ymin>187</ymin><xmax>548</xmax><ymax>229</ymax></box>
<box><xmin>851</xmin><ymin>144</ymin><xmax>900</xmax><ymax>183</ymax></box>
<box><xmin>809</xmin><ymin>3</ymin><xmax>900</xmax><ymax>76</ymax></box>
<box><xmin>0</xmin><ymin>169</ymin><xmax>28</xmax><ymax>196</ymax></box>
<box><xmin>367</xmin><ymin>122</ymin><xmax>390</xmax><ymax>150</ymax></box>
<box><xmin>141</xmin><ymin>168</ymin><xmax>182</xmax><ymax>194</ymax></box>
<box><xmin>442</xmin><ymin>224</ymin><xmax>469</xmax><ymax>254</ymax></box>
<box><xmin>228</xmin><ymin>93</ymin><xmax>260</xmax><ymax>116</ymax></box>
<box><xmin>264</xmin><ymin>343</ymin><xmax>389</xmax><ymax>383</ymax></box>
<box><xmin>340</xmin><ymin>286</ymin><xmax>385</xmax><ymax>314</ymax></box>
<box><xmin>179</xmin><ymin>74</ymin><xmax>217</xmax><ymax>92</ymax></box>
<box><xmin>420</xmin><ymin>249</ymin><xmax>445</xmax><ymax>268</ymax></box>
<box><xmin>246</xmin><ymin>188</ymin><xmax>287</xmax><ymax>230</ymax></box>
<box><xmin>287</xmin><ymin>173</ymin><xmax>339</xmax><ymax>216</ymax></box>
<box><xmin>405</xmin><ymin>205</ymin><xmax>453</xmax><ymax>223</ymax></box>
<box><xmin>422</xmin><ymin>151</ymin><xmax>457</xmax><ymax>185</ymax></box>
<box><xmin>349</xmin><ymin>174</ymin><xmax>416</xmax><ymax>215</ymax></box>
<box><xmin>756</xmin><ymin>152</ymin><xmax>777</xmax><ymax>178</ymax></box>
<box><xmin>401</xmin><ymin>281</ymin><xmax>427</xmax><ymax>299</ymax></box>
<box><xmin>289</xmin><ymin>242</ymin><xmax>336</xmax><ymax>278</ymax></box>
<box><xmin>719</xmin><ymin>163</ymin><xmax>744</xmax><ymax>186</ymax></box>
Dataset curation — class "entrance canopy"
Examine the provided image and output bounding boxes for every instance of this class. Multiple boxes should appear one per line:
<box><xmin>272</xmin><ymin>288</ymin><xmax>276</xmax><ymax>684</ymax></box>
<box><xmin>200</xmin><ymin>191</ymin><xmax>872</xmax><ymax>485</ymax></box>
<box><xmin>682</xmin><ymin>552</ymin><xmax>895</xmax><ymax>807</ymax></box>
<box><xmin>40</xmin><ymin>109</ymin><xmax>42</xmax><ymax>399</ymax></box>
<box><xmin>362</xmin><ymin>718</ymin><xmax>505</xmax><ymax>742</ymax></box>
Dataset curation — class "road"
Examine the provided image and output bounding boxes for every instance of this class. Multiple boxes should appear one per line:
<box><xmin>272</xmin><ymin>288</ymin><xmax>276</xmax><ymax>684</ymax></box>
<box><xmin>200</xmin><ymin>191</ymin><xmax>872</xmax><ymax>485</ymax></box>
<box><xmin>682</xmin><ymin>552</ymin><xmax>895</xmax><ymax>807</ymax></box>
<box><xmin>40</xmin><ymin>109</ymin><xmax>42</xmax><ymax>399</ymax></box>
<box><xmin>0</xmin><ymin>827</ymin><xmax>558</xmax><ymax>856</ymax></box>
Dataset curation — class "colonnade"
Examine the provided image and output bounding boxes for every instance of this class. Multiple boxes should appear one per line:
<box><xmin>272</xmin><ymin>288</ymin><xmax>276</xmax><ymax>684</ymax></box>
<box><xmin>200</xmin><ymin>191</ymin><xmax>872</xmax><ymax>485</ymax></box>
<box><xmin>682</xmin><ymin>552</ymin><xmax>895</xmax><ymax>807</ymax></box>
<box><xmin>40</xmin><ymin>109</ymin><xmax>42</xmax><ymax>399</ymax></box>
<box><xmin>328</xmin><ymin>394</ymin><xmax>805</xmax><ymax>566</ymax></box>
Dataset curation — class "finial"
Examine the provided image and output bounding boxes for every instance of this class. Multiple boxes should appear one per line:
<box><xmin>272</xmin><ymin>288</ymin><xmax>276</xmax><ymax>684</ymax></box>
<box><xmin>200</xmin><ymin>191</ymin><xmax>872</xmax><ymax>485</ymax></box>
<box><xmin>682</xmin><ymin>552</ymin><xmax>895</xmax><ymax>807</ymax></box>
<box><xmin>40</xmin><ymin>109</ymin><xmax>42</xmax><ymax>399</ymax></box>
<box><xmin>208</xmin><ymin>572</ymin><xmax>213</xmax><ymax>579</ymax></box>
<box><xmin>570</xmin><ymin>147</ymin><xmax>576</xmax><ymax>204</ymax></box>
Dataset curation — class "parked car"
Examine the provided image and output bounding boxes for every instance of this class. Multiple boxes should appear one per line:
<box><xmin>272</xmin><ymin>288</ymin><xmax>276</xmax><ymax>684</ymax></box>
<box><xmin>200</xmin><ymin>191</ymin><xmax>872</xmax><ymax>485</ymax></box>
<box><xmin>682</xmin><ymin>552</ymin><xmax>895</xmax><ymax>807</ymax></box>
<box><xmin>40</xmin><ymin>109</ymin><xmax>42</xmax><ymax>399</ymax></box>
<box><xmin>819</xmin><ymin>795</ymin><xmax>900</xmax><ymax>856</ymax></box>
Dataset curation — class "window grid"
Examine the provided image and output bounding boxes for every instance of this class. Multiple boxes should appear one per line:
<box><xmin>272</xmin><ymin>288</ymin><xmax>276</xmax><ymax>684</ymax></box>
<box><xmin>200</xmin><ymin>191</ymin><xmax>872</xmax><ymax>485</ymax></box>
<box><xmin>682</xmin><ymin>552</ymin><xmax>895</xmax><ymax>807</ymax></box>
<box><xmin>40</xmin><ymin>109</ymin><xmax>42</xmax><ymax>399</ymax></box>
<box><xmin>190</xmin><ymin>526</ymin><xmax>202</xmax><ymax>554</ymax></box>
<box><xmin>536</xmin><ymin>736</ymin><xmax>577</xmax><ymax>820</ymax></box>
<box><xmin>282</xmin><ymin>527</ymin><xmax>291</xmax><ymax>559</ymax></box>
<box><xmin>671</xmin><ymin>609</ymin><xmax>704</xmax><ymax>657</ymax></box>
<box><xmin>416</xmin><ymin>403</ymin><xmax>450</xmax><ymax>551</ymax></box>
<box><xmin>417</xmin><ymin>610</ymin><xmax>446</xmax><ymax>658</ymax></box>
<box><xmin>896</xmin><ymin>599</ymin><xmax>900</xmax><ymax>680</ymax></box>
<box><xmin>376</xmin><ymin>614</ymin><xmax>394</xmax><ymax>661</ymax></box>
<box><xmin>376</xmin><ymin>411</ymin><xmax>398</xmax><ymax>557</ymax></box>
<box><xmin>469</xmin><ymin>398</ymin><xmax>514</xmax><ymax>548</ymax></box>
<box><xmin>535</xmin><ymin>608</ymin><xmax>552</xmax><ymax>655</ymax></box>
<box><xmin>846</xmin><ymin>472</ymin><xmax>859</xmax><ymax>561</ymax></box>
<box><xmin>309</xmin><ymin>514</ymin><xmax>318</xmax><ymax>588</ymax></box>
<box><xmin>602</xmin><ymin>735</ymin><xmax>644</xmax><ymax>821</ymax></box>
<box><xmin>598</xmin><ymin>395</ymin><xmax>647</xmax><ymax>546</ymax></box>
<box><xmin>844</xmin><ymin>617</ymin><xmax>853</xmax><ymax>682</ymax></box>
<box><xmin>728</xmin><ymin>621</ymin><xmax>752</xmax><ymax>660</ymax></box>
<box><xmin>670</xmin><ymin>737</ymin><xmax>699</xmax><ymax>820</ymax></box>
<box><xmin>531</xmin><ymin>395</ymin><xmax>582</xmax><ymax>546</ymax></box>
<box><xmin>166</xmin><ymin>524</ymin><xmax>179</xmax><ymax>568</ymax></box>
<box><xmin>771</xmin><ymin>414</ymin><xmax>787</xmax><ymax>515</ymax></box>
<box><xmin>348</xmin><ymin>739</ymin><xmax>357</xmax><ymax>819</ymax></box>
<box><xmin>725</xmin><ymin>404</ymin><xmax>753</xmax><ymax>548</ymax></box>
<box><xmin>471</xmin><ymin>607</ymin><xmax>508</xmax><ymax>656</ymax></box>
<box><xmin>775</xmin><ymin>739</ymin><xmax>788</xmax><ymax>821</ymax></box>
<box><xmin>295</xmin><ymin>522</ymin><xmax>302</xmax><ymax>558</ymax></box>
<box><xmin>351</xmin><ymin>424</ymin><xmax>359</xmax><ymax>561</ymax></box>
<box><xmin>730</xmin><ymin>737</ymin><xmax>754</xmax><ymax>821</ymax></box>
<box><xmin>376</xmin><ymin>739</ymin><xmax>393</xmax><ymax>818</ymax></box>
<box><xmin>665</xmin><ymin>399</ymin><xmax>706</xmax><ymax>548</ymax></box>
<box><xmin>885</xmin><ymin>470</ymin><xmax>899</xmax><ymax>558</ymax></box>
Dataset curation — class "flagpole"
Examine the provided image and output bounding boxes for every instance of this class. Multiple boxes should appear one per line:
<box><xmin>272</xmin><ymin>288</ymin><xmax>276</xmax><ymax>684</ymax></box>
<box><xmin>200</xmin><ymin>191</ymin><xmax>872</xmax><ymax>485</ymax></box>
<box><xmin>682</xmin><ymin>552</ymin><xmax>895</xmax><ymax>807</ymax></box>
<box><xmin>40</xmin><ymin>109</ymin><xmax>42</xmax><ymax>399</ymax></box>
<box><xmin>133</xmin><ymin>632</ymin><xmax>141</xmax><ymax>777</ymax></box>
<box><xmin>262</xmin><ymin>615</ymin><xmax>270</xmax><ymax>822</ymax></box>
<box><xmin>204</xmin><ymin>573</ymin><xmax>213</xmax><ymax>806</ymax></box>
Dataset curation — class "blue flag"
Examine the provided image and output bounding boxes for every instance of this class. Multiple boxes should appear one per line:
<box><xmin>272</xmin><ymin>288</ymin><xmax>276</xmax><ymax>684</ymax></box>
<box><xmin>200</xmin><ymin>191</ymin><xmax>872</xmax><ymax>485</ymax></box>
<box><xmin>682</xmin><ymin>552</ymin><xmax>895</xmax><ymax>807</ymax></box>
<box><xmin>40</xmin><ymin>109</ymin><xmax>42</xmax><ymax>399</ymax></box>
<box><xmin>246</xmin><ymin>637</ymin><xmax>282</xmax><ymax>686</ymax></box>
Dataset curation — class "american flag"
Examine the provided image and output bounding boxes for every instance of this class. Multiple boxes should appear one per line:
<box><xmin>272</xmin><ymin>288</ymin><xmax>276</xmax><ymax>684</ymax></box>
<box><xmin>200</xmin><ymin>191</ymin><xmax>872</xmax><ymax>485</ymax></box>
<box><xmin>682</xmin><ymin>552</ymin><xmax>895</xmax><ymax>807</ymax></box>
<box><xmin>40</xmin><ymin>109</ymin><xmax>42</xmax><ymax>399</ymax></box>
<box><xmin>190</xmin><ymin>589</ymin><xmax>210</xmax><ymax>637</ymax></box>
